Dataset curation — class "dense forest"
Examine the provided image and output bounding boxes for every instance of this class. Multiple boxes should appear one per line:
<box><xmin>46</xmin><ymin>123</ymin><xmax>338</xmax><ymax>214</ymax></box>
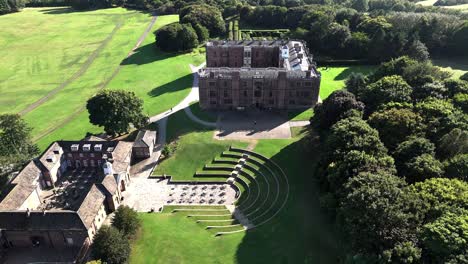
<box><xmin>310</xmin><ymin>56</ymin><xmax>468</xmax><ymax>262</ymax></box>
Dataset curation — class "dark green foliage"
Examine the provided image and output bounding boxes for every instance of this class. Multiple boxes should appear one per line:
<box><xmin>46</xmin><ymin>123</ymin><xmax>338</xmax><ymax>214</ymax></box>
<box><xmin>339</xmin><ymin>172</ymin><xmax>422</xmax><ymax>255</ymax></box>
<box><xmin>112</xmin><ymin>205</ymin><xmax>141</xmax><ymax>238</ymax></box>
<box><xmin>71</xmin><ymin>0</ymin><xmax>111</xmax><ymax>10</ymax></box>
<box><xmin>453</xmin><ymin>93</ymin><xmax>468</xmax><ymax>112</ymax></box>
<box><xmin>444</xmin><ymin>79</ymin><xmax>468</xmax><ymax>97</ymax></box>
<box><xmin>242</xmin><ymin>5</ymin><xmax>288</xmax><ymax>28</ymax></box>
<box><xmin>345</xmin><ymin>72</ymin><xmax>368</xmax><ymax>98</ymax></box>
<box><xmin>180</xmin><ymin>4</ymin><xmax>225</xmax><ymax>36</ymax></box>
<box><xmin>155</xmin><ymin>22</ymin><xmax>199</xmax><ymax>52</ymax></box>
<box><xmin>86</xmin><ymin>90</ymin><xmax>148</xmax><ymax>136</ymax></box>
<box><xmin>404</xmin><ymin>153</ymin><xmax>444</xmax><ymax>183</ymax></box>
<box><xmin>368</xmin><ymin>108</ymin><xmax>425</xmax><ymax>150</ymax></box>
<box><xmin>351</xmin><ymin>0</ymin><xmax>368</xmax><ymax>12</ymax></box>
<box><xmin>0</xmin><ymin>0</ymin><xmax>11</xmax><ymax>14</ymax></box>
<box><xmin>362</xmin><ymin>75</ymin><xmax>413</xmax><ymax>113</ymax></box>
<box><xmin>326</xmin><ymin>150</ymin><xmax>396</xmax><ymax>191</ymax></box>
<box><xmin>415</xmin><ymin>99</ymin><xmax>468</xmax><ymax>140</ymax></box>
<box><xmin>405</xmin><ymin>40</ymin><xmax>429</xmax><ymax>62</ymax></box>
<box><xmin>445</xmin><ymin>154</ymin><xmax>468</xmax><ymax>180</ymax></box>
<box><xmin>448</xmin><ymin>21</ymin><xmax>468</xmax><ymax>56</ymax></box>
<box><xmin>193</xmin><ymin>23</ymin><xmax>209</xmax><ymax>42</ymax></box>
<box><xmin>412</xmin><ymin>81</ymin><xmax>447</xmax><ymax>102</ymax></box>
<box><xmin>438</xmin><ymin>128</ymin><xmax>468</xmax><ymax>159</ymax></box>
<box><xmin>382</xmin><ymin>241</ymin><xmax>422</xmax><ymax>264</ymax></box>
<box><xmin>325</xmin><ymin>116</ymin><xmax>388</xmax><ymax>162</ymax></box>
<box><xmin>313</xmin><ymin>90</ymin><xmax>364</xmax><ymax>130</ymax></box>
<box><xmin>0</xmin><ymin>114</ymin><xmax>39</xmax><ymax>159</ymax></box>
<box><xmin>92</xmin><ymin>226</ymin><xmax>130</xmax><ymax>264</ymax></box>
<box><xmin>394</xmin><ymin>137</ymin><xmax>435</xmax><ymax>176</ymax></box>
<box><xmin>461</xmin><ymin>73</ymin><xmax>468</xmax><ymax>82</ymax></box>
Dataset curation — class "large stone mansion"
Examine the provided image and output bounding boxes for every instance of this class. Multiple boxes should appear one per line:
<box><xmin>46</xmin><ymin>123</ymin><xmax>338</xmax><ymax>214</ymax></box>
<box><xmin>198</xmin><ymin>40</ymin><xmax>321</xmax><ymax>110</ymax></box>
<box><xmin>0</xmin><ymin>131</ymin><xmax>156</xmax><ymax>261</ymax></box>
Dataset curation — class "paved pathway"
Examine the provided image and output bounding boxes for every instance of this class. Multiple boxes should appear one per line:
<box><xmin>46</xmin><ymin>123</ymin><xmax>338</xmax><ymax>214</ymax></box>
<box><xmin>289</xmin><ymin>120</ymin><xmax>311</xmax><ymax>127</ymax></box>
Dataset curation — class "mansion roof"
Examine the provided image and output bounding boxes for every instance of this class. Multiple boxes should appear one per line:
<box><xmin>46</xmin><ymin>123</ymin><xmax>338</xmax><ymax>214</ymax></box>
<box><xmin>0</xmin><ymin>210</ymin><xmax>86</xmax><ymax>231</ymax></box>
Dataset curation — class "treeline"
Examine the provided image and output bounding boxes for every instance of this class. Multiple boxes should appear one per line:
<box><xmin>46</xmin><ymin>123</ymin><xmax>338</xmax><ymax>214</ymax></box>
<box><xmin>310</xmin><ymin>56</ymin><xmax>468</xmax><ymax>262</ymax></box>
<box><xmin>154</xmin><ymin>3</ymin><xmax>224</xmax><ymax>51</ymax></box>
<box><xmin>240</xmin><ymin>4</ymin><xmax>467</xmax><ymax>62</ymax></box>
<box><xmin>0</xmin><ymin>0</ymin><xmax>24</xmax><ymax>14</ymax></box>
<box><xmin>434</xmin><ymin>0</ymin><xmax>468</xmax><ymax>6</ymax></box>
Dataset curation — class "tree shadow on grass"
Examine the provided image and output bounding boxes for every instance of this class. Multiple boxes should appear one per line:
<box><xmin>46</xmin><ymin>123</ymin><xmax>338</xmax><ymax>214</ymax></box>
<box><xmin>38</xmin><ymin>7</ymin><xmax>106</xmax><ymax>14</ymax></box>
<box><xmin>146</xmin><ymin>73</ymin><xmax>193</xmax><ymax>98</ymax></box>
<box><xmin>333</xmin><ymin>65</ymin><xmax>377</xmax><ymax>81</ymax></box>
<box><xmin>235</xmin><ymin>137</ymin><xmax>343</xmax><ymax>264</ymax></box>
<box><xmin>121</xmin><ymin>43</ymin><xmax>183</xmax><ymax>66</ymax></box>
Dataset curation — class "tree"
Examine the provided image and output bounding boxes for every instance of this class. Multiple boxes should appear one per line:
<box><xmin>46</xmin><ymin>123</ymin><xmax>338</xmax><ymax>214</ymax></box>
<box><xmin>326</xmin><ymin>150</ymin><xmax>396</xmax><ymax>191</ymax></box>
<box><xmin>325</xmin><ymin>116</ymin><xmax>388</xmax><ymax>162</ymax></box>
<box><xmin>444</xmin><ymin>79</ymin><xmax>468</xmax><ymax>97</ymax></box>
<box><xmin>345</xmin><ymin>32</ymin><xmax>370</xmax><ymax>59</ymax></box>
<box><xmin>422</xmin><ymin>209</ymin><xmax>468</xmax><ymax>261</ymax></box>
<box><xmin>313</xmin><ymin>90</ymin><xmax>364</xmax><ymax>130</ymax></box>
<box><xmin>0</xmin><ymin>0</ymin><xmax>11</xmax><ymax>14</ymax></box>
<box><xmin>437</xmin><ymin>128</ymin><xmax>468</xmax><ymax>159</ymax></box>
<box><xmin>404</xmin><ymin>154</ymin><xmax>444</xmax><ymax>183</ymax></box>
<box><xmin>92</xmin><ymin>226</ymin><xmax>130</xmax><ymax>264</ymax></box>
<box><xmin>412</xmin><ymin>82</ymin><xmax>447</xmax><ymax>102</ymax></box>
<box><xmin>0</xmin><ymin>114</ymin><xmax>39</xmax><ymax>160</ymax></box>
<box><xmin>112</xmin><ymin>205</ymin><xmax>141</xmax><ymax>238</ymax></box>
<box><xmin>339</xmin><ymin>172</ymin><xmax>421</xmax><ymax>255</ymax></box>
<box><xmin>179</xmin><ymin>4</ymin><xmax>225</xmax><ymax>36</ymax></box>
<box><xmin>193</xmin><ymin>23</ymin><xmax>209</xmax><ymax>42</ymax></box>
<box><xmin>461</xmin><ymin>72</ymin><xmax>468</xmax><ymax>82</ymax></box>
<box><xmin>351</xmin><ymin>0</ymin><xmax>368</xmax><ymax>12</ymax></box>
<box><xmin>362</xmin><ymin>75</ymin><xmax>413</xmax><ymax>113</ymax></box>
<box><xmin>453</xmin><ymin>93</ymin><xmax>468</xmax><ymax>112</ymax></box>
<box><xmin>394</xmin><ymin>137</ymin><xmax>435</xmax><ymax>176</ymax></box>
<box><xmin>345</xmin><ymin>72</ymin><xmax>368</xmax><ymax>98</ymax></box>
<box><xmin>382</xmin><ymin>241</ymin><xmax>422</xmax><ymax>264</ymax></box>
<box><xmin>445</xmin><ymin>154</ymin><xmax>468</xmax><ymax>181</ymax></box>
<box><xmin>86</xmin><ymin>90</ymin><xmax>148</xmax><ymax>136</ymax></box>
<box><xmin>368</xmin><ymin>108</ymin><xmax>425</xmax><ymax>150</ymax></box>
<box><xmin>409</xmin><ymin>178</ymin><xmax>468</xmax><ymax>217</ymax></box>
<box><xmin>155</xmin><ymin>22</ymin><xmax>199</xmax><ymax>52</ymax></box>
<box><xmin>405</xmin><ymin>40</ymin><xmax>429</xmax><ymax>62</ymax></box>
<box><xmin>415</xmin><ymin>99</ymin><xmax>467</xmax><ymax>140</ymax></box>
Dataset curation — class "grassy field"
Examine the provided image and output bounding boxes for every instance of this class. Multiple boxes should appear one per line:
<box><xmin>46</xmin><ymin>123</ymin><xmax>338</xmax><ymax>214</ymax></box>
<box><xmin>189</xmin><ymin>102</ymin><xmax>218</xmax><ymax>123</ymax></box>
<box><xmin>432</xmin><ymin>57</ymin><xmax>468</xmax><ymax>79</ymax></box>
<box><xmin>153</xmin><ymin>109</ymin><xmax>245</xmax><ymax>180</ymax></box>
<box><xmin>0</xmin><ymin>9</ymin><xmax>203</xmax><ymax>150</ymax></box>
<box><xmin>417</xmin><ymin>0</ymin><xmax>468</xmax><ymax>11</ymax></box>
<box><xmin>133</xmin><ymin>112</ymin><xmax>342</xmax><ymax>263</ymax></box>
<box><xmin>318</xmin><ymin>65</ymin><xmax>376</xmax><ymax>99</ymax></box>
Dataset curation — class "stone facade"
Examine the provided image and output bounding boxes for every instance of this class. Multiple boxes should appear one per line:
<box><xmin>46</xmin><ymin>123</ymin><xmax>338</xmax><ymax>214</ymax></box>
<box><xmin>199</xmin><ymin>40</ymin><xmax>321</xmax><ymax>110</ymax></box>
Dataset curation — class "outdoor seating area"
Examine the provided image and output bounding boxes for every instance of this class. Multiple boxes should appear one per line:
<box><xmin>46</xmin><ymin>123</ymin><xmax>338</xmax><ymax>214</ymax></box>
<box><xmin>170</xmin><ymin>147</ymin><xmax>289</xmax><ymax>236</ymax></box>
<box><xmin>38</xmin><ymin>169</ymin><xmax>101</xmax><ymax>211</ymax></box>
<box><xmin>166</xmin><ymin>184</ymin><xmax>232</xmax><ymax>205</ymax></box>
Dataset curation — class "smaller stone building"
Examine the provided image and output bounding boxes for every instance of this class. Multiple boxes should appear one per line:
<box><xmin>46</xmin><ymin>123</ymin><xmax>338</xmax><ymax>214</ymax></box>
<box><xmin>132</xmin><ymin>130</ymin><xmax>157</xmax><ymax>159</ymax></box>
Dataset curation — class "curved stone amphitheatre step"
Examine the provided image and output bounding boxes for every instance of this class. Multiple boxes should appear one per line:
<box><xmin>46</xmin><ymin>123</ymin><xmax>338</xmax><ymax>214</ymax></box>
<box><xmin>169</xmin><ymin>147</ymin><xmax>289</xmax><ymax>236</ymax></box>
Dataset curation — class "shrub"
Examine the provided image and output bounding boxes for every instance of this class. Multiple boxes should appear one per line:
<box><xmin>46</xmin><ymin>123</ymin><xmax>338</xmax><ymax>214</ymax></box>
<box><xmin>155</xmin><ymin>23</ymin><xmax>199</xmax><ymax>52</ymax></box>
<box><xmin>92</xmin><ymin>226</ymin><xmax>130</xmax><ymax>264</ymax></box>
<box><xmin>112</xmin><ymin>205</ymin><xmax>141</xmax><ymax>238</ymax></box>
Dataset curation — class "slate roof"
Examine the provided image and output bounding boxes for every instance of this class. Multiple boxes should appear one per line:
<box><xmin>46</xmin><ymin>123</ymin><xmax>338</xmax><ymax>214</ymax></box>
<box><xmin>0</xmin><ymin>161</ymin><xmax>42</xmax><ymax>210</ymax></box>
<box><xmin>98</xmin><ymin>174</ymin><xmax>118</xmax><ymax>195</ymax></box>
<box><xmin>77</xmin><ymin>185</ymin><xmax>106</xmax><ymax>229</ymax></box>
<box><xmin>111</xmin><ymin>141</ymin><xmax>133</xmax><ymax>174</ymax></box>
<box><xmin>0</xmin><ymin>210</ymin><xmax>86</xmax><ymax>231</ymax></box>
<box><xmin>207</xmin><ymin>40</ymin><xmax>288</xmax><ymax>47</ymax></box>
<box><xmin>133</xmin><ymin>130</ymin><xmax>157</xmax><ymax>148</ymax></box>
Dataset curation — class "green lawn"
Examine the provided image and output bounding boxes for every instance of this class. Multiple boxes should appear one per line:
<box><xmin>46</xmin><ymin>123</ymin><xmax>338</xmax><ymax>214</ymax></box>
<box><xmin>318</xmin><ymin>65</ymin><xmax>376</xmax><ymax>99</ymax></box>
<box><xmin>189</xmin><ymin>102</ymin><xmax>218</xmax><ymax>122</ymax></box>
<box><xmin>432</xmin><ymin>57</ymin><xmax>468</xmax><ymax>80</ymax></box>
<box><xmin>0</xmin><ymin>9</ymin><xmax>203</xmax><ymax>150</ymax></box>
<box><xmin>134</xmin><ymin>110</ymin><xmax>342</xmax><ymax>263</ymax></box>
<box><xmin>288</xmin><ymin>108</ymin><xmax>314</xmax><ymax>121</ymax></box>
<box><xmin>153</xmin><ymin>109</ymin><xmax>246</xmax><ymax>180</ymax></box>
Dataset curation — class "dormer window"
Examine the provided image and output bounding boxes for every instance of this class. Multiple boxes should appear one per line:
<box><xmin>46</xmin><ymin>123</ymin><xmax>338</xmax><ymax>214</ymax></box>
<box><xmin>46</xmin><ymin>155</ymin><xmax>55</xmax><ymax>163</ymax></box>
<box><xmin>106</xmin><ymin>147</ymin><xmax>114</xmax><ymax>152</ymax></box>
<box><xmin>83</xmin><ymin>144</ymin><xmax>91</xmax><ymax>152</ymax></box>
<box><xmin>71</xmin><ymin>144</ymin><xmax>79</xmax><ymax>151</ymax></box>
<box><xmin>94</xmin><ymin>144</ymin><xmax>102</xmax><ymax>151</ymax></box>
<box><xmin>53</xmin><ymin>148</ymin><xmax>60</xmax><ymax>154</ymax></box>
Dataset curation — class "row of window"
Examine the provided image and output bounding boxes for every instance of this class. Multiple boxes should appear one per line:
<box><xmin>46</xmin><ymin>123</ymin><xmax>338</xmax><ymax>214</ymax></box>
<box><xmin>67</xmin><ymin>152</ymin><xmax>99</xmax><ymax>158</ymax></box>
<box><xmin>209</xmin><ymin>90</ymin><xmax>311</xmax><ymax>98</ymax></box>
<box><xmin>208</xmin><ymin>81</ymin><xmax>314</xmax><ymax>87</ymax></box>
<box><xmin>67</xmin><ymin>159</ymin><xmax>101</xmax><ymax>168</ymax></box>
<box><xmin>209</xmin><ymin>99</ymin><xmax>310</xmax><ymax>106</ymax></box>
